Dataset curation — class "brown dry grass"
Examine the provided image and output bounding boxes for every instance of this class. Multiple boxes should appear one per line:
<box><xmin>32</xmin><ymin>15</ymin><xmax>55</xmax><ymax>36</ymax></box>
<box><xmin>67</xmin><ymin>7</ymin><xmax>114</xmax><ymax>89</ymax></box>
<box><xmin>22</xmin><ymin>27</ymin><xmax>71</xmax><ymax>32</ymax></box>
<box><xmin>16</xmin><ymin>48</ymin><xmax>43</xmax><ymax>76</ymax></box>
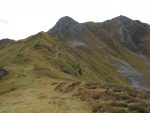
<box><xmin>55</xmin><ymin>81</ymin><xmax>150</xmax><ymax>113</ymax></box>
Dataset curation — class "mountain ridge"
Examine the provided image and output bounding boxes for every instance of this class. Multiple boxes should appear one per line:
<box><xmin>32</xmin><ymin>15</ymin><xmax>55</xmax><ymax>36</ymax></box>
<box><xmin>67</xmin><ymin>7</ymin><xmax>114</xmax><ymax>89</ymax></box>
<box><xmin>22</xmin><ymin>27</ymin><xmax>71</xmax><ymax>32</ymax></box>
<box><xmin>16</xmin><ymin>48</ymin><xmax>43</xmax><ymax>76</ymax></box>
<box><xmin>48</xmin><ymin>15</ymin><xmax>150</xmax><ymax>55</ymax></box>
<box><xmin>1</xmin><ymin>15</ymin><xmax>149</xmax><ymax>89</ymax></box>
<box><xmin>1</xmin><ymin>15</ymin><xmax>150</xmax><ymax>113</ymax></box>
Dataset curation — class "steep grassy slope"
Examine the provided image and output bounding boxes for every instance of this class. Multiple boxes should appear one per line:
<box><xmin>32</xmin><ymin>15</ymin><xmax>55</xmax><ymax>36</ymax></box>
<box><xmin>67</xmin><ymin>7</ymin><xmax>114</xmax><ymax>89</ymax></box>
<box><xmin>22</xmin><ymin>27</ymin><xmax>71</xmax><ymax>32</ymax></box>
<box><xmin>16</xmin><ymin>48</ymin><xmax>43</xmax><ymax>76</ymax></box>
<box><xmin>0</xmin><ymin>31</ymin><xmax>129</xmax><ymax>84</ymax></box>
<box><xmin>0</xmin><ymin>16</ymin><xmax>150</xmax><ymax>113</ymax></box>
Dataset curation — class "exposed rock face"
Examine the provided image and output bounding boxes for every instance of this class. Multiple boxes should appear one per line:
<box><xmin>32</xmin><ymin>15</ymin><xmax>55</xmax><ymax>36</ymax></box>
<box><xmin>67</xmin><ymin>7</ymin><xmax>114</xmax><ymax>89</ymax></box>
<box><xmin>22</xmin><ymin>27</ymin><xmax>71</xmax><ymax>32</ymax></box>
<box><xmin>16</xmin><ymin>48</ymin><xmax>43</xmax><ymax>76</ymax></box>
<box><xmin>48</xmin><ymin>16</ymin><xmax>84</xmax><ymax>38</ymax></box>
<box><xmin>117</xmin><ymin>16</ymin><xmax>133</xmax><ymax>43</ymax></box>
<box><xmin>0</xmin><ymin>69</ymin><xmax>7</xmax><ymax>78</ymax></box>
<box><xmin>68</xmin><ymin>40</ymin><xmax>85</xmax><ymax>47</ymax></box>
<box><xmin>100</xmin><ymin>15</ymin><xmax>150</xmax><ymax>53</ymax></box>
<box><xmin>117</xmin><ymin>16</ymin><xmax>150</xmax><ymax>52</ymax></box>
<box><xmin>106</xmin><ymin>56</ymin><xmax>150</xmax><ymax>90</ymax></box>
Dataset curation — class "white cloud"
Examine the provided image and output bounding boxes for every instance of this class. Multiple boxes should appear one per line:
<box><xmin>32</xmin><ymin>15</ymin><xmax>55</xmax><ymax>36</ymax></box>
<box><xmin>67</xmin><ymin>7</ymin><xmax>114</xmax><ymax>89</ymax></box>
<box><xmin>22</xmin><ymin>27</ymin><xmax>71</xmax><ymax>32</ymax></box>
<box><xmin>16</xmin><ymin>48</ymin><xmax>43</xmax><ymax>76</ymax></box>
<box><xmin>0</xmin><ymin>0</ymin><xmax>150</xmax><ymax>40</ymax></box>
<box><xmin>0</xmin><ymin>18</ymin><xmax>8</xmax><ymax>24</ymax></box>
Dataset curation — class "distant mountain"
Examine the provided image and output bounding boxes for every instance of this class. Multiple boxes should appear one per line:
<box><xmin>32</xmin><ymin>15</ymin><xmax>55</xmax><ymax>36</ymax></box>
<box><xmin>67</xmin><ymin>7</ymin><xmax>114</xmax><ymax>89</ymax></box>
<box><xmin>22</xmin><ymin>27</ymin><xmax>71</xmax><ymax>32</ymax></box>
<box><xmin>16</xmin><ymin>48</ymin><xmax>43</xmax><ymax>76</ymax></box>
<box><xmin>99</xmin><ymin>15</ymin><xmax>150</xmax><ymax>54</ymax></box>
<box><xmin>1</xmin><ymin>15</ymin><xmax>150</xmax><ymax>113</ymax></box>
<box><xmin>0</xmin><ymin>38</ymin><xmax>15</xmax><ymax>48</ymax></box>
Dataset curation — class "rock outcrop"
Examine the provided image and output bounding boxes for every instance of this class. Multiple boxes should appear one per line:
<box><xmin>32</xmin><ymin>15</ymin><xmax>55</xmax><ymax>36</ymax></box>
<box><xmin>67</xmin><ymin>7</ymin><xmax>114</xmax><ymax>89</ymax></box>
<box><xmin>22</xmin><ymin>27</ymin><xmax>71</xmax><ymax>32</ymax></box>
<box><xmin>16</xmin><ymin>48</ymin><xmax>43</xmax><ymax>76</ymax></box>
<box><xmin>100</xmin><ymin>15</ymin><xmax>150</xmax><ymax>53</ymax></box>
<box><xmin>117</xmin><ymin>16</ymin><xmax>150</xmax><ymax>52</ymax></box>
<box><xmin>0</xmin><ymin>69</ymin><xmax>7</xmax><ymax>78</ymax></box>
<box><xmin>48</xmin><ymin>16</ymin><xmax>84</xmax><ymax>38</ymax></box>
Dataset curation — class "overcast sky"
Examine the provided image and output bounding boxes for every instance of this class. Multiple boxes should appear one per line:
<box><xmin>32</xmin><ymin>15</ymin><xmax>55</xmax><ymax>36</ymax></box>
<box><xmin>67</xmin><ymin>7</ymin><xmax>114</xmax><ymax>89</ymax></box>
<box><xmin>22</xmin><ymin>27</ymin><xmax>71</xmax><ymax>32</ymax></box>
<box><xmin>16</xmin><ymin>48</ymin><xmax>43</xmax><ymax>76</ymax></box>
<box><xmin>0</xmin><ymin>0</ymin><xmax>150</xmax><ymax>40</ymax></box>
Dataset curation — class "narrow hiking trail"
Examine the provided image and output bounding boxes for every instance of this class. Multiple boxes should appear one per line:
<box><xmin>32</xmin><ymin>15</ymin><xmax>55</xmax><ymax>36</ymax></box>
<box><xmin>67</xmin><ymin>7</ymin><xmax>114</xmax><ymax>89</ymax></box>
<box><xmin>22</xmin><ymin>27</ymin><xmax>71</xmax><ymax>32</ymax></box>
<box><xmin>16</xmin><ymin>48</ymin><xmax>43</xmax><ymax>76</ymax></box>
<box><xmin>55</xmin><ymin>43</ymin><xmax>61</xmax><ymax>59</ymax></box>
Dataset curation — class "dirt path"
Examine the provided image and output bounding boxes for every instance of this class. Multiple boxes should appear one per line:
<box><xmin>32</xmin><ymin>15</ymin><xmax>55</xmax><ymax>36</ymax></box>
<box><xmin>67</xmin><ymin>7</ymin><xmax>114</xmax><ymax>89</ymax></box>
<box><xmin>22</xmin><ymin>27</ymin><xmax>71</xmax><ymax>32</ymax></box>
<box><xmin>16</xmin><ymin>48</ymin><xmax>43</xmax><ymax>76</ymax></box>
<box><xmin>55</xmin><ymin>43</ymin><xmax>61</xmax><ymax>59</ymax></box>
<box><xmin>23</xmin><ymin>66</ymin><xmax>34</xmax><ymax>75</ymax></box>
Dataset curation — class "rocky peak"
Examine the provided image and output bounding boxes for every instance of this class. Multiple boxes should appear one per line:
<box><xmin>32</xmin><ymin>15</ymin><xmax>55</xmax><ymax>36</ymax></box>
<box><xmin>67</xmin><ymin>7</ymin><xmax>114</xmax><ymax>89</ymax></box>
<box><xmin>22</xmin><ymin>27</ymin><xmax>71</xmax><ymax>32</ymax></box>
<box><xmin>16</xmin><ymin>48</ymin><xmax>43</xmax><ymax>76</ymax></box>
<box><xmin>116</xmin><ymin>15</ymin><xmax>132</xmax><ymax>22</ymax></box>
<box><xmin>100</xmin><ymin>16</ymin><xmax>150</xmax><ymax>53</ymax></box>
<box><xmin>48</xmin><ymin>16</ymin><xmax>84</xmax><ymax>38</ymax></box>
<box><xmin>111</xmin><ymin>16</ymin><xmax>150</xmax><ymax>52</ymax></box>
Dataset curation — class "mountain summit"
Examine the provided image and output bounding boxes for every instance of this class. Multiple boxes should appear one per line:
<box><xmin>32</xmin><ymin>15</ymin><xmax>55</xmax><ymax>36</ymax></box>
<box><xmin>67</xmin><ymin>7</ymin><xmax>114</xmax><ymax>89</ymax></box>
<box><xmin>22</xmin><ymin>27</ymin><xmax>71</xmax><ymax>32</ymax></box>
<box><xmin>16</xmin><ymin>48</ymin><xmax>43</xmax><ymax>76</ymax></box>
<box><xmin>99</xmin><ymin>15</ymin><xmax>150</xmax><ymax>53</ymax></box>
<box><xmin>114</xmin><ymin>15</ymin><xmax>132</xmax><ymax>22</ymax></box>
<box><xmin>48</xmin><ymin>16</ymin><xmax>84</xmax><ymax>38</ymax></box>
